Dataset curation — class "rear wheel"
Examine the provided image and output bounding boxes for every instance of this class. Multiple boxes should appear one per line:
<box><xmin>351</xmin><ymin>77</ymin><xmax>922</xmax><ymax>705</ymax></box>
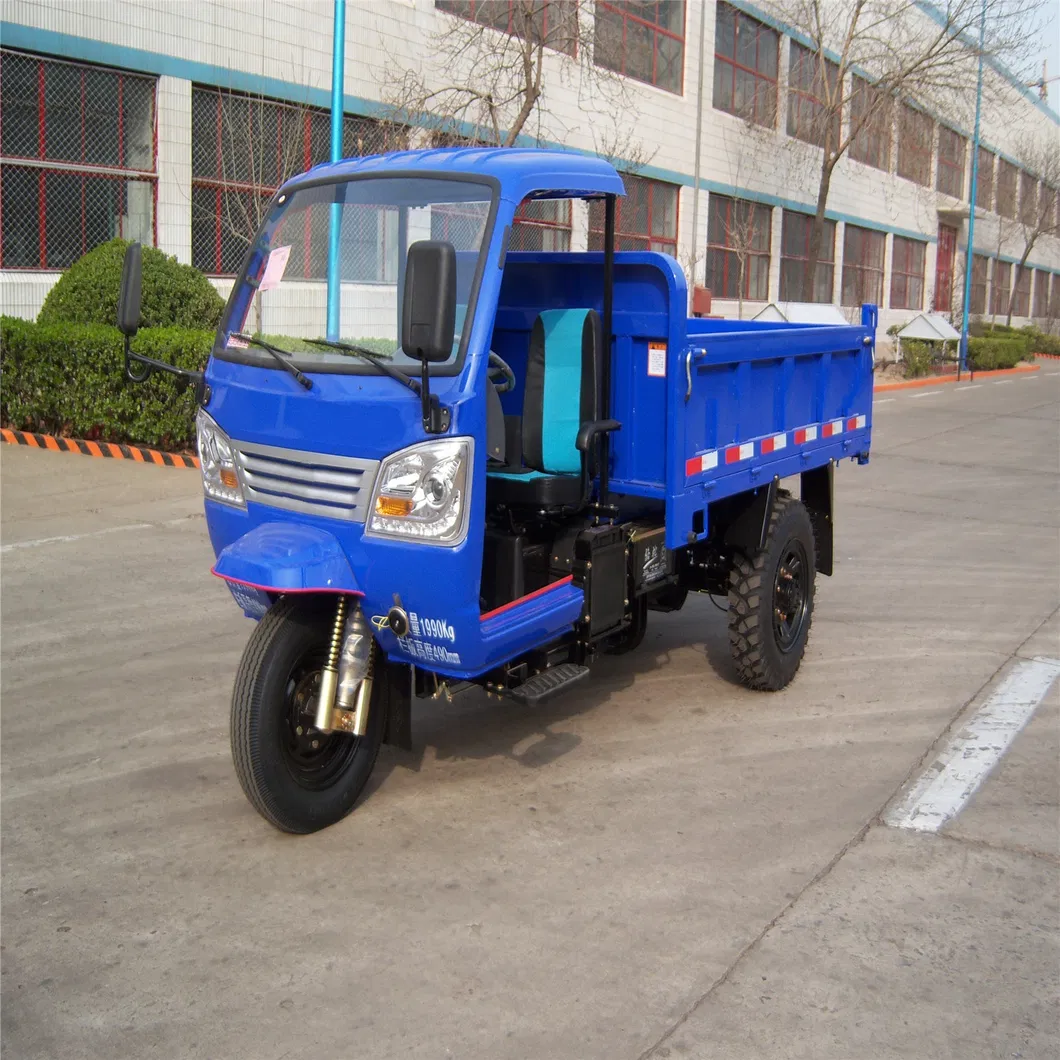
<box><xmin>230</xmin><ymin>596</ymin><xmax>384</xmax><ymax>833</ymax></box>
<box><xmin>728</xmin><ymin>494</ymin><xmax>816</xmax><ymax>691</ymax></box>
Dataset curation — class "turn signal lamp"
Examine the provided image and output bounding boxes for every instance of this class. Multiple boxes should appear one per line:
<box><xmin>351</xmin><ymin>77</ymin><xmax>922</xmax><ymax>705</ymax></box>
<box><xmin>376</xmin><ymin>495</ymin><xmax>415</xmax><ymax>517</ymax></box>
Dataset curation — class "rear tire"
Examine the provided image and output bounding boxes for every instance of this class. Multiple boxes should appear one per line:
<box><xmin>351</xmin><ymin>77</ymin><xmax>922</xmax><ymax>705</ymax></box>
<box><xmin>728</xmin><ymin>494</ymin><xmax>815</xmax><ymax>691</ymax></box>
<box><xmin>230</xmin><ymin>596</ymin><xmax>384</xmax><ymax>834</ymax></box>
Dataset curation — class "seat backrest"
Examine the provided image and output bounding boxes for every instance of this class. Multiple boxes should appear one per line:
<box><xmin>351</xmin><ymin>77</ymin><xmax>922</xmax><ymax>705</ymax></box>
<box><xmin>521</xmin><ymin>308</ymin><xmax>600</xmax><ymax>475</ymax></box>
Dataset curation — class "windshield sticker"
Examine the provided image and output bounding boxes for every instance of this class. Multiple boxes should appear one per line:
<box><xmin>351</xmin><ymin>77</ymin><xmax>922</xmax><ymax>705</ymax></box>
<box><xmin>258</xmin><ymin>244</ymin><xmax>292</xmax><ymax>292</ymax></box>
<box><xmin>648</xmin><ymin>342</ymin><xmax>667</xmax><ymax>378</ymax></box>
<box><xmin>227</xmin><ymin>334</ymin><xmax>249</xmax><ymax>349</ymax></box>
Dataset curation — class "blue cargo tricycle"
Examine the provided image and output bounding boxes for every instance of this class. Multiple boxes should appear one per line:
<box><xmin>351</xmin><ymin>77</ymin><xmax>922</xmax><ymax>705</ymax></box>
<box><xmin>118</xmin><ymin>148</ymin><xmax>874</xmax><ymax>833</ymax></box>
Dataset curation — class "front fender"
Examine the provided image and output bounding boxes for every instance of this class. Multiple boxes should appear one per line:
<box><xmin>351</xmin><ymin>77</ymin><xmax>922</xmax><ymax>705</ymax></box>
<box><xmin>212</xmin><ymin>522</ymin><xmax>361</xmax><ymax>595</ymax></box>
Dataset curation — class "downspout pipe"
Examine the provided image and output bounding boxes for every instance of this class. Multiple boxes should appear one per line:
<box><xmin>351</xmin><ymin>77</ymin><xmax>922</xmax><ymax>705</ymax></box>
<box><xmin>958</xmin><ymin>0</ymin><xmax>987</xmax><ymax>378</ymax></box>
<box><xmin>326</xmin><ymin>0</ymin><xmax>346</xmax><ymax>340</ymax></box>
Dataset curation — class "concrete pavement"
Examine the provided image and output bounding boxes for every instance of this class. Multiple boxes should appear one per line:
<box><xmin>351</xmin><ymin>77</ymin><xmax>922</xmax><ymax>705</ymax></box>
<box><xmin>2</xmin><ymin>366</ymin><xmax>1058</xmax><ymax>1059</ymax></box>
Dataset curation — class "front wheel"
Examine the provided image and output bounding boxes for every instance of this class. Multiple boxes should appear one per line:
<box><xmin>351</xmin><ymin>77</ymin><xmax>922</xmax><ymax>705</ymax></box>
<box><xmin>728</xmin><ymin>494</ymin><xmax>816</xmax><ymax>691</ymax></box>
<box><xmin>230</xmin><ymin>596</ymin><xmax>385</xmax><ymax>833</ymax></box>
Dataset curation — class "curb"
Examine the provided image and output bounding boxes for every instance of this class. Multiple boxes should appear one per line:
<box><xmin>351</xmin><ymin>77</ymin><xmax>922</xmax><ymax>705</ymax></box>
<box><xmin>0</xmin><ymin>428</ymin><xmax>199</xmax><ymax>468</ymax></box>
<box><xmin>1034</xmin><ymin>352</ymin><xmax>1060</xmax><ymax>361</ymax></box>
<box><xmin>874</xmin><ymin>363</ymin><xmax>1040</xmax><ymax>393</ymax></box>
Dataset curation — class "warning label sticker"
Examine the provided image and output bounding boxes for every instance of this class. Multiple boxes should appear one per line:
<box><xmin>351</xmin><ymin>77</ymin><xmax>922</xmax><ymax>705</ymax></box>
<box><xmin>648</xmin><ymin>341</ymin><xmax>667</xmax><ymax>378</ymax></box>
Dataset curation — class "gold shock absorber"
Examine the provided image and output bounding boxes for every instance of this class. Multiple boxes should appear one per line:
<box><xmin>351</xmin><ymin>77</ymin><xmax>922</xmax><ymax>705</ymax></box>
<box><xmin>314</xmin><ymin>595</ymin><xmax>348</xmax><ymax>732</ymax></box>
<box><xmin>349</xmin><ymin>638</ymin><xmax>376</xmax><ymax>737</ymax></box>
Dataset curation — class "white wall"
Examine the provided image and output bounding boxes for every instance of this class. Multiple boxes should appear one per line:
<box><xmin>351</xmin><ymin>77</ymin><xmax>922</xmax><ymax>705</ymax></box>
<box><xmin>2</xmin><ymin>0</ymin><xmax>1057</xmax><ymax>333</ymax></box>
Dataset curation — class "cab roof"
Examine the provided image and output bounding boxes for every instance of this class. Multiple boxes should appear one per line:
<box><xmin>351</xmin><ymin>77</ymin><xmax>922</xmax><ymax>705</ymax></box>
<box><xmin>282</xmin><ymin>146</ymin><xmax>627</xmax><ymax>203</ymax></box>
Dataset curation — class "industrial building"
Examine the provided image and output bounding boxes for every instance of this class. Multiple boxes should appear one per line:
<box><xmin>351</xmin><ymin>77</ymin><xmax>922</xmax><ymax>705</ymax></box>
<box><xmin>2</xmin><ymin>0</ymin><xmax>1057</xmax><ymax>336</ymax></box>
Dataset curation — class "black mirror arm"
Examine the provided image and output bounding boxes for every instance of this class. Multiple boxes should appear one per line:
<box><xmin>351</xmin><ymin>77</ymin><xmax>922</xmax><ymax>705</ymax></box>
<box><xmin>419</xmin><ymin>359</ymin><xmax>450</xmax><ymax>434</ymax></box>
<box><xmin>124</xmin><ymin>339</ymin><xmax>209</xmax><ymax>405</ymax></box>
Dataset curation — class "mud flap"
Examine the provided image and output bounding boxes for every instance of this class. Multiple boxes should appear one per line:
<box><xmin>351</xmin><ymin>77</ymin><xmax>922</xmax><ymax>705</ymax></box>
<box><xmin>801</xmin><ymin>462</ymin><xmax>834</xmax><ymax>576</ymax></box>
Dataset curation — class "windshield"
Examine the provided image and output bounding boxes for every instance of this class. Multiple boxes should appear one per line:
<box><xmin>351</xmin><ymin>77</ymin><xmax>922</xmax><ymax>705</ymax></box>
<box><xmin>218</xmin><ymin>175</ymin><xmax>495</xmax><ymax>372</ymax></box>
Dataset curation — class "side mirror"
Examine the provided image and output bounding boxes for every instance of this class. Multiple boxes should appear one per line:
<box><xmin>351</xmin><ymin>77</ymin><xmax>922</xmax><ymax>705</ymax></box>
<box><xmin>401</xmin><ymin>240</ymin><xmax>456</xmax><ymax>363</ymax></box>
<box><xmin>117</xmin><ymin>242</ymin><xmax>142</xmax><ymax>338</ymax></box>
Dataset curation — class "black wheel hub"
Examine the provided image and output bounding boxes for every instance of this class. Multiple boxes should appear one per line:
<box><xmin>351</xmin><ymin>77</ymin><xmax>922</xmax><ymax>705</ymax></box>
<box><xmin>773</xmin><ymin>539</ymin><xmax>810</xmax><ymax>653</ymax></box>
<box><xmin>281</xmin><ymin>658</ymin><xmax>358</xmax><ymax>790</ymax></box>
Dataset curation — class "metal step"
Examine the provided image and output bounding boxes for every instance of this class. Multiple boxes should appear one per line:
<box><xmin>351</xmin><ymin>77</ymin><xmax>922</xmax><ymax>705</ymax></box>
<box><xmin>508</xmin><ymin>663</ymin><xmax>590</xmax><ymax>706</ymax></box>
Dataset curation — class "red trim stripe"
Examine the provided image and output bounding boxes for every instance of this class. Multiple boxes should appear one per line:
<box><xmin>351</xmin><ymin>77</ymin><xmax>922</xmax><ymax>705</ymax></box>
<box><xmin>480</xmin><ymin>575</ymin><xmax>575</xmax><ymax>622</ymax></box>
<box><xmin>685</xmin><ymin>456</ymin><xmax>700</xmax><ymax>477</ymax></box>
<box><xmin>724</xmin><ymin>446</ymin><xmax>741</xmax><ymax>464</ymax></box>
<box><xmin>211</xmin><ymin>569</ymin><xmax>363</xmax><ymax>596</ymax></box>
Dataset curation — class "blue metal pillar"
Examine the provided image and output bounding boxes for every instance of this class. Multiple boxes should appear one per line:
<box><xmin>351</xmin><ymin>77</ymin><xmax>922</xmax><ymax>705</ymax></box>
<box><xmin>958</xmin><ymin>0</ymin><xmax>987</xmax><ymax>376</ymax></box>
<box><xmin>326</xmin><ymin>0</ymin><xmax>346</xmax><ymax>340</ymax></box>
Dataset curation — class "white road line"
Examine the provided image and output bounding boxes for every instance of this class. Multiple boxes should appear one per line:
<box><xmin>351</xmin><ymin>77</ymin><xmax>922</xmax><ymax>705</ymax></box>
<box><xmin>956</xmin><ymin>384</ymin><xmax>982</xmax><ymax>391</ymax></box>
<box><xmin>874</xmin><ymin>397</ymin><xmax>896</xmax><ymax>404</ymax></box>
<box><xmin>911</xmin><ymin>390</ymin><xmax>944</xmax><ymax>398</ymax></box>
<box><xmin>885</xmin><ymin>656</ymin><xmax>1060</xmax><ymax>833</ymax></box>
<box><xmin>992</xmin><ymin>379</ymin><xmax>1012</xmax><ymax>385</ymax></box>
<box><xmin>0</xmin><ymin>516</ymin><xmax>196</xmax><ymax>554</ymax></box>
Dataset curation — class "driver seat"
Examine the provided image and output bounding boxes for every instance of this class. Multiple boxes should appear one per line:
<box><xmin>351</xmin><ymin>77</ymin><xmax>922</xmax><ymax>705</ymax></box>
<box><xmin>486</xmin><ymin>308</ymin><xmax>601</xmax><ymax>509</ymax></box>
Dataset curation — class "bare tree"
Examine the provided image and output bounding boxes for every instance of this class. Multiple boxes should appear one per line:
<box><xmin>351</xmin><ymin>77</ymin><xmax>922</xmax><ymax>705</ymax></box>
<box><xmin>752</xmin><ymin>0</ymin><xmax>1044</xmax><ymax>302</ymax></box>
<box><xmin>380</xmin><ymin>1</ymin><xmax>647</xmax><ymax>161</ymax></box>
<box><xmin>1005</xmin><ymin>140</ymin><xmax>1060</xmax><ymax>325</ymax></box>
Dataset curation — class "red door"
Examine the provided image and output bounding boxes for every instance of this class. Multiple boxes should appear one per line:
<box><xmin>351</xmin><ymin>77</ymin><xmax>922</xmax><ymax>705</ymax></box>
<box><xmin>935</xmin><ymin>224</ymin><xmax>957</xmax><ymax>312</ymax></box>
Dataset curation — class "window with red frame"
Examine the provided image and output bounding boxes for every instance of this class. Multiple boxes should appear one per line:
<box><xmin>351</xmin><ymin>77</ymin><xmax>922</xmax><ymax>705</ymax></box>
<box><xmin>896</xmin><ymin>103</ymin><xmax>932</xmax><ymax>187</ymax></box>
<box><xmin>840</xmin><ymin>225</ymin><xmax>885</xmax><ymax>306</ymax></box>
<box><xmin>1010</xmin><ymin>265</ymin><xmax>1031</xmax><ymax>317</ymax></box>
<box><xmin>436</xmin><ymin>1</ymin><xmax>577</xmax><ymax>56</ymax></box>
<box><xmin>595</xmin><ymin>1</ymin><xmax>685</xmax><ymax>94</ymax></box>
<box><xmin>706</xmin><ymin>194</ymin><xmax>772</xmax><ymax>302</ymax></box>
<box><xmin>1019</xmin><ymin>171</ymin><xmax>1037</xmax><ymax>226</ymax></box>
<box><xmin>996</xmin><ymin>159</ymin><xmax>1018</xmax><ymax>219</ymax></box>
<box><xmin>0</xmin><ymin>49</ymin><xmax>156</xmax><ymax>269</ymax></box>
<box><xmin>849</xmin><ymin>76</ymin><xmax>891</xmax><ymax>171</ymax></box>
<box><xmin>712</xmin><ymin>2</ymin><xmax>778</xmax><ymax>127</ymax></box>
<box><xmin>991</xmin><ymin>260</ymin><xmax>1011</xmax><ymax>315</ymax></box>
<box><xmin>191</xmin><ymin>86</ymin><xmax>401</xmax><ymax>276</ymax></box>
<box><xmin>975</xmin><ymin>147</ymin><xmax>994</xmax><ymax>210</ymax></box>
<box><xmin>588</xmin><ymin>174</ymin><xmax>679</xmax><ymax>253</ymax></box>
<box><xmin>510</xmin><ymin>197</ymin><xmax>572</xmax><ymax>251</ymax></box>
<box><xmin>970</xmin><ymin>254</ymin><xmax>989</xmax><ymax>315</ymax></box>
<box><xmin>786</xmin><ymin>41</ymin><xmax>839</xmax><ymax>149</ymax></box>
<box><xmin>1033</xmin><ymin>269</ymin><xmax>1049</xmax><ymax>319</ymax></box>
<box><xmin>889</xmin><ymin>236</ymin><xmax>926</xmax><ymax>310</ymax></box>
<box><xmin>779</xmin><ymin>211</ymin><xmax>835</xmax><ymax>302</ymax></box>
<box><xmin>936</xmin><ymin>126</ymin><xmax>965</xmax><ymax>199</ymax></box>
<box><xmin>1042</xmin><ymin>185</ymin><xmax>1058</xmax><ymax>230</ymax></box>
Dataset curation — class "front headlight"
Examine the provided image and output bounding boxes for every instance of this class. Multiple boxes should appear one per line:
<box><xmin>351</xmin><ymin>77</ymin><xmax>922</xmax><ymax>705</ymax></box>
<box><xmin>366</xmin><ymin>438</ymin><xmax>472</xmax><ymax>546</ymax></box>
<box><xmin>196</xmin><ymin>408</ymin><xmax>246</xmax><ymax>509</ymax></box>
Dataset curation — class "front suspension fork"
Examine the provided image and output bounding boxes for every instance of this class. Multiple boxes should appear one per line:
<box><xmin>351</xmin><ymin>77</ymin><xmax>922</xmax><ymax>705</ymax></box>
<box><xmin>314</xmin><ymin>596</ymin><xmax>376</xmax><ymax>737</ymax></box>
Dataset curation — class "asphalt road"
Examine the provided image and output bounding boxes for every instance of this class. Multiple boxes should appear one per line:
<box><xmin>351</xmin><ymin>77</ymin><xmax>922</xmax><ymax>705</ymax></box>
<box><xmin>2</xmin><ymin>366</ymin><xmax>1058</xmax><ymax>1060</ymax></box>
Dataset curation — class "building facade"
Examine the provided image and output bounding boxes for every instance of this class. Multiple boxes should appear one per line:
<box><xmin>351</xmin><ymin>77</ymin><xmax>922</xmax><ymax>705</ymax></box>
<box><xmin>2</xmin><ymin>0</ymin><xmax>1058</xmax><ymax>339</ymax></box>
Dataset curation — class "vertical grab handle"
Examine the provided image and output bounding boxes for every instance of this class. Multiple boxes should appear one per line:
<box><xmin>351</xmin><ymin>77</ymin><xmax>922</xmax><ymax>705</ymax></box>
<box><xmin>685</xmin><ymin>349</ymin><xmax>693</xmax><ymax>402</ymax></box>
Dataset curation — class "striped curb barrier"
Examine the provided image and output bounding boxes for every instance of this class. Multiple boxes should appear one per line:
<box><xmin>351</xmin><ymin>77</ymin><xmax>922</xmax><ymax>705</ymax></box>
<box><xmin>874</xmin><ymin>363</ymin><xmax>1040</xmax><ymax>392</ymax></box>
<box><xmin>1034</xmin><ymin>352</ymin><xmax>1060</xmax><ymax>361</ymax></box>
<box><xmin>1</xmin><ymin>427</ymin><xmax>199</xmax><ymax>468</ymax></box>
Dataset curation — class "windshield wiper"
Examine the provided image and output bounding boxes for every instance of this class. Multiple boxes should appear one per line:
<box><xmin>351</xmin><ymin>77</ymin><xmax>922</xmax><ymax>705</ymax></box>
<box><xmin>233</xmin><ymin>334</ymin><xmax>312</xmax><ymax>390</ymax></box>
<box><xmin>305</xmin><ymin>338</ymin><xmax>421</xmax><ymax>396</ymax></box>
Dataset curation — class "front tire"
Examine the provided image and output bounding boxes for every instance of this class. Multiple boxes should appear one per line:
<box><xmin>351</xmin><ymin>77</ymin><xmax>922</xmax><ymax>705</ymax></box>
<box><xmin>230</xmin><ymin>596</ymin><xmax>384</xmax><ymax>834</ymax></box>
<box><xmin>728</xmin><ymin>494</ymin><xmax>816</xmax><ymax>691</ymax></box>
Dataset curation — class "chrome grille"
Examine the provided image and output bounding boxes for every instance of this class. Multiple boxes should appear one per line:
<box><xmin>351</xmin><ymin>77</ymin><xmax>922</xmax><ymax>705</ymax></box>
<box><xmin>233</xmin><ymin>440</ymin><xmax>380</xmax><ymax>522</ymax></box>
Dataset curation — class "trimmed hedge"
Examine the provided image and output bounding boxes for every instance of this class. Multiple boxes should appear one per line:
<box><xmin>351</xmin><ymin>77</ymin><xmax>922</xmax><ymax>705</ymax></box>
<box><xmin>37</xmin><ymin>238</ymin><xmax>224</xmax><ymax>331</ymax></box>
<box><xmin>1</xmin><ymin>316</ymin><xmax>211</xmax><ymax>449</ymax></box>
<box><xmin>966</xmin><ymin>333</ymin><xmax>1030</xmax><ymax>371</ymax></box>
<box><xmin>900</xmin><ymin>340</ymin><xmax>935</xmax><ymax>378</ymax></box>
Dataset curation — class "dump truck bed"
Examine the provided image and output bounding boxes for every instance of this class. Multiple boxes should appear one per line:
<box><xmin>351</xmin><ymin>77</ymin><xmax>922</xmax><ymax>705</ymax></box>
<box><xmin>492</xmin><ymin>251</ymin><xmax>875</xmax><ymax>550</ymax></box>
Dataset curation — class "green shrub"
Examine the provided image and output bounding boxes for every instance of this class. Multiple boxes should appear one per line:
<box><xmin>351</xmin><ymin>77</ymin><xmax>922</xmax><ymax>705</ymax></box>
<box><xmin>1026</xmin><ymin>328</ymin><xmax>1060</xmax><ymax>356</ymax></box>
<box><xmin>37</xmin><ymin>239</ymin><xmax>224</xmax><ymax>331</ymax></box>
<box><xmin>1</xmin><ymin>316</ymin><xmax>211</xmax><ymax>449</ymax></box>
<box><xmin>900</xmin><ymin>340</ymin><xmax>935</xmax><ymax>378</ymax></box>
<box><xmin>966</xmin><ymin>335</ymin><xmax>1029</xmax><ymax>371</ymax></box>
